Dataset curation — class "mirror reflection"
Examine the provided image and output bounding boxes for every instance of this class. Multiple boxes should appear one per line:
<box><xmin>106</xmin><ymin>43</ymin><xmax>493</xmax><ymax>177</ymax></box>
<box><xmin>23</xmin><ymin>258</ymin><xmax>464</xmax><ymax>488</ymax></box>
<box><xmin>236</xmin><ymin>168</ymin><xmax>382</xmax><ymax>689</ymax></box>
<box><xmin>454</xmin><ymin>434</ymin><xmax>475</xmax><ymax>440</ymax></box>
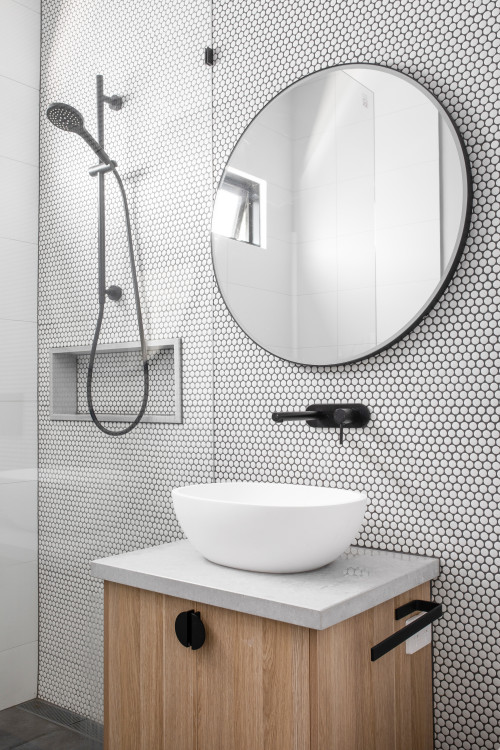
<box><xmin>212</xmin><ymin>65</ymin><xmax>469</xmax><ymax>365</ymax></box>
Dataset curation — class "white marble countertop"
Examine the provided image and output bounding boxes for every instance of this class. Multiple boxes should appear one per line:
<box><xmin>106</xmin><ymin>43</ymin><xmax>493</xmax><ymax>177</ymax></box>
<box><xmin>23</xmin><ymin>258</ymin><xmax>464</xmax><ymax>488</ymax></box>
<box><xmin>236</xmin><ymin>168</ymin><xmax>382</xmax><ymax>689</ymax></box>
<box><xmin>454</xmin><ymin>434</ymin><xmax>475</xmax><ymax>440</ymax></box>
<box><xmin>91</xmin><ymin>540</ymin><xmax>439</xmax><ymax>630</ymax></box>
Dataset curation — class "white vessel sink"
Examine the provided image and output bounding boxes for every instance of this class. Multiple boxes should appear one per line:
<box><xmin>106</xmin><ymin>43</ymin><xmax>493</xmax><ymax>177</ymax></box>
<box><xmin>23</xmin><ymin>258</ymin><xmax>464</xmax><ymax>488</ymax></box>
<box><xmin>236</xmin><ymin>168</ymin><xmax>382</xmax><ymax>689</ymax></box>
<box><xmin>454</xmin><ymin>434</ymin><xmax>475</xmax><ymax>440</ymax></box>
<box><xmin>172</xmin><ymin>482</ymin><xmax>367</xmax><ymax>574</ymax></box>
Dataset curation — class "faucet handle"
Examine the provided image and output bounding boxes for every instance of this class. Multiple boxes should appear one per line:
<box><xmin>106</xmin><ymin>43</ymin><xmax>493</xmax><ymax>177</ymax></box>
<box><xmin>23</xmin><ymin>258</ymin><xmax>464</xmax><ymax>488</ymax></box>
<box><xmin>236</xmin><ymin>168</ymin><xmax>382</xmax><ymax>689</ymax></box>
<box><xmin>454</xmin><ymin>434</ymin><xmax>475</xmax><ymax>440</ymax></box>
<box><xmin>332</xmin><ymin>408</ymin><xmax>348</xmax><ymax>445</ymax></box>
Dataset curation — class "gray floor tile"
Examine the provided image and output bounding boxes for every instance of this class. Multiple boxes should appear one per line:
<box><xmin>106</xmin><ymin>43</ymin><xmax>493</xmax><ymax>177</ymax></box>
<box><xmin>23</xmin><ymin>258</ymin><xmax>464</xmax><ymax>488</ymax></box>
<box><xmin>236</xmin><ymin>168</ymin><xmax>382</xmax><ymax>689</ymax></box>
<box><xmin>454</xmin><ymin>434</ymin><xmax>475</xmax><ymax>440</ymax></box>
<box><xmin>13</xmin><ymin>727</ymin><xmax>102</xmax><ymax>750</ymax></box>
<box><xmin>0</xmin><ymin>709</ymin><xmax>58</xmax><ymax>748</ymax></box>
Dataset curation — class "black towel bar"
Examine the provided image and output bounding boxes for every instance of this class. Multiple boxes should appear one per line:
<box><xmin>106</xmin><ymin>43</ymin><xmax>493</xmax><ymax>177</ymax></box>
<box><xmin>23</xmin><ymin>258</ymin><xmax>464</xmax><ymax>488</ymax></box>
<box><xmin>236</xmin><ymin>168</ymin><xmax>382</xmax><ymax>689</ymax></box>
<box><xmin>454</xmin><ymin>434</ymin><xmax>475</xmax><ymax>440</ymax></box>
<box><xmin>371</xmin><ymin>599</ymin><xmax>443</xmax><ymax>662</ymax></box>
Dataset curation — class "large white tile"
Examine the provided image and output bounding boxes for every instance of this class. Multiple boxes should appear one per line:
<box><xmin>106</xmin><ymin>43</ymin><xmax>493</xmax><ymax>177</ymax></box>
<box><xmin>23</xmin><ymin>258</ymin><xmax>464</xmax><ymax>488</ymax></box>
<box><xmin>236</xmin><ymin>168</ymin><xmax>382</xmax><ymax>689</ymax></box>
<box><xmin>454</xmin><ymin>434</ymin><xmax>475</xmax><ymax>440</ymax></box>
<box><xmin>0</xmin><ymin>320</ymin><xmax>37</xmax><ymax>401</ymax></box>
<box><xmin>231</xmin><ymin>122</ymin><xmax>292</xmax><ymax>189</ymax></box>
<box><xmin>0</xmin><ymin>156</ymin><xmax>39</xmax><ymax>244</ymax></box>
<box><xmin>292</xmin><ymin>129</ymin><xmax>337</xmax><ymax>191</ymax></box>
<box><xmin>295</xmin><ymin>184</ymin><xmax>337</xmax><ymax>242</ymax></box>
<box><xmin>376</xmin><ymin>160</ymin><xmax>439</xmax><ymax>230</ymax></box>
<box><xmin>266</xmin><ymin>183</ymin><xmax>293</xmax><ymax>242</ymax></box>
<box><xmin>337</xmin><ymin>232</ymin><xmax>375</xmax><ymax>291</ymax></box>
<box><xmin>291</xmin><ymin>73</ymin><xmax>336</xmax><ymax>139</ymax></box>
<box><xmin>376</xmin><ymin>103</ymin><xmax>438</xmax><ymax>174</ymax></box>
<box><xmin>224</xmin><ymin>283</ymin><xmax>294</xmax><ymax>349</ymax></box>
<box><xmin>336</xmin><ymin>119</ymin><xmax>374</xmax><ymax>183</ymax></box>
<box><xmin>338</xmin><ymin>286</ymin><xmax>376</xmax><ymax>346</ymax></box>
<box><xmin>297</xmin><ymin>291</ymin><xmax>338</xmax><ymax>349</ymax></box>
<box><xmin>0</xmin><ymin>1</ymin><xmax>40</xmax><ymax>89</ymax></box>
<box><xmin>0</xmin><ymin>238</ymin><xmax>37</xmax><ymax>321</ymax></box>
<box><xmin>0</xmin><ymin>481</ymin><xmax>37</xmax><ymax>566</ymax></box>
<box><xmin>0</xmin><ymin>75</ymin><xmax>40</xmax><ymax>165</ymax></box>
<box><xmin>227</xmin><ymin>236</ymin><xmax>292</xmax><ymax>295</ymax></box>
<box><xmin>376</xmin><ymin>220</ymin><xmax>441</xmax><ymax>287</ymax></box>
<box><xmin>336</xmin><ymin>176</ymin><xmax>374</xmax><ymax>237</ymax></box>
<box><xmin>0</xmin><ymin>468</ymin><xmax>37</xmax><ymax>484</ymax></box>
<box><xmin>11</xmin><ymin>0</ymin><xmax>41</xmax><ymax>13</ymax></box>
<box><xmin>0</xmin><ymin>641</ymin><xmax>37</xmax><ymax>710</ymax></box>
<box><xmin>0</xmin><ymin>402</ymin><xmax>37</xmax><ymax>475</ymax></box>
<box><xmin>295</xmin><ymin>237</ymin><xmax>337</xmax><ymax>295</ymax></box>
<box><xmin>376</xmin><ymin>279</ymin><xmax>437</xmax><ymax>344</ymax></box>
<box><xmin>0</xmin><ymin>561</ymin><xmax>37</xmax><ymax>650</ymax></box>
<box><xmin>335</xmin><ymin>72</ymin><xmax>374</xmax><ymax>127</ymax></box>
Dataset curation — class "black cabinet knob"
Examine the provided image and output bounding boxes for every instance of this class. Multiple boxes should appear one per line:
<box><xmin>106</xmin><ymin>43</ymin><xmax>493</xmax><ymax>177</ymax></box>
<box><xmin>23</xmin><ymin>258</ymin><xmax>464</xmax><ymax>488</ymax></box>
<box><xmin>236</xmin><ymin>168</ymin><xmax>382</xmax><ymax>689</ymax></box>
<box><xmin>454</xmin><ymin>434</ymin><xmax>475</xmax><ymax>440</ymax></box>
<box><xmin>175</xmin><ymin>610</ymin><xmax>206</xmax><ymax>650</ymax></box>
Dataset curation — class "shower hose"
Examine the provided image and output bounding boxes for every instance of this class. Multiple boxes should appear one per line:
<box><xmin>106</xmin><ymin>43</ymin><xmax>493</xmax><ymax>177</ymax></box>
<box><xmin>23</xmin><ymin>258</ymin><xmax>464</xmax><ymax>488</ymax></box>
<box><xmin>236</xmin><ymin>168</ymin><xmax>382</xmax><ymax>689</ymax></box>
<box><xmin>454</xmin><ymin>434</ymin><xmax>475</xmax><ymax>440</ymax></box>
<box><xmin>87</xmin><ymin>169</ymin><xmax>149</xmax><ymax>436</ymax></box>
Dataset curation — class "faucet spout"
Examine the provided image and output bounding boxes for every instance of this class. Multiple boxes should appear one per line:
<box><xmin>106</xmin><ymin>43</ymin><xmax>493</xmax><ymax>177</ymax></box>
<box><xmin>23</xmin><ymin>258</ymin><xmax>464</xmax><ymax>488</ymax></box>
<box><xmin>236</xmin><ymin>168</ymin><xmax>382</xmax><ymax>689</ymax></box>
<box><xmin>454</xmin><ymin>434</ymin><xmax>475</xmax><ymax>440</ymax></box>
<box><xmin>272</xmin><ymin>410</ymin><xmax>321</xmax><ymax>423</ymax></box>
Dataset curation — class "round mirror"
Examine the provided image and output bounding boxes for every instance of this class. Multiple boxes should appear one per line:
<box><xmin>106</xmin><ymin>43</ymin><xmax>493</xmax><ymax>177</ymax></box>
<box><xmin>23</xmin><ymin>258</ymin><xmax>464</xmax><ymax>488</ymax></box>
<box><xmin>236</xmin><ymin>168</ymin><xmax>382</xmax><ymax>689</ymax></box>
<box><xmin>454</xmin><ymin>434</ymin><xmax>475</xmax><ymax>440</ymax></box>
<box><xmin>212</xmin><ymin>64</ymin><xmax>471</xmax><ymax>366</ymax></box>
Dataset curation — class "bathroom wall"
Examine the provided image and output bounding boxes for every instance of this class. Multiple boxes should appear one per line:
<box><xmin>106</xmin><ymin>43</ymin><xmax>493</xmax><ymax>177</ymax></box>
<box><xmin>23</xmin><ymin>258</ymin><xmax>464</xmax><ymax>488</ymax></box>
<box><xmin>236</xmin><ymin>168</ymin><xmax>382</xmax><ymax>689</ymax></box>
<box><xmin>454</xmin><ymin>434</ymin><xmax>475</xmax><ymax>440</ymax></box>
<box><xmin>39</xmin><ymin>0</ymin><xmax>499</xmax><ymax>747</ymax></box>
<box><xmin>0</xmin><ymin>0</ymin><xmax>40</xmax><ymax>711</ymax></box>
<box><xmin>39</xmin><ymin>0</ymin><xmax>212</xmax><ymax>720</ymax></box>
<box><xmin>212</xmin><ymin>3</ymin><xmax>499</xmax><ymax>750</ymax></box>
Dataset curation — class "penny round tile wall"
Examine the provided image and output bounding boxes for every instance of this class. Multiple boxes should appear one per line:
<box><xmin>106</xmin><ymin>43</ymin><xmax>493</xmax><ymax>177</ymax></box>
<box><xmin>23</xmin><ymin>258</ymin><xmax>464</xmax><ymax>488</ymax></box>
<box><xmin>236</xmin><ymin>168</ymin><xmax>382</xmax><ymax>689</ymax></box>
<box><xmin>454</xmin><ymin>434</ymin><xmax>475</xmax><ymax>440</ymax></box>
<box><xmin>39</xmin><ymin>0</ymin><xmax>213</xmax><ymax>721</ymax></box>
<box><xmin>211</xmin><ymin>2</ymin><xmax>499</xmax><ymax>749</ymax></box>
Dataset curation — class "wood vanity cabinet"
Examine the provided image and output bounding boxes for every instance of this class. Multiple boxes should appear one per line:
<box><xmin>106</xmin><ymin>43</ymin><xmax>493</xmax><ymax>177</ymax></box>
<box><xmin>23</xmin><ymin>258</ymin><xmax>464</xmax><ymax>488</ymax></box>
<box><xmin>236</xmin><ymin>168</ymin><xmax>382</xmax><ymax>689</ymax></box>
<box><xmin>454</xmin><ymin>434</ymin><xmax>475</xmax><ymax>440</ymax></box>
<box><xmin>104</xmin><ymin>581</ymin><xmax>433</xmax><ymax>750</ymax></box>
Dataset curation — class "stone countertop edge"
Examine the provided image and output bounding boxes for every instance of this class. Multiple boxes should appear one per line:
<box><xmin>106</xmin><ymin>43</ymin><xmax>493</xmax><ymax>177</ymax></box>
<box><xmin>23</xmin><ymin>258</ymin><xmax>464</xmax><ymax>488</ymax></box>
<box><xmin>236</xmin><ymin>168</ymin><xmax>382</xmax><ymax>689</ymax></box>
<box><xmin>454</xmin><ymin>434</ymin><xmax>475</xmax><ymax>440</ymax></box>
<box><xmin>91</xmin><ymin>541</ymin><xmax>440</xmax><ymax>631</ymax></box>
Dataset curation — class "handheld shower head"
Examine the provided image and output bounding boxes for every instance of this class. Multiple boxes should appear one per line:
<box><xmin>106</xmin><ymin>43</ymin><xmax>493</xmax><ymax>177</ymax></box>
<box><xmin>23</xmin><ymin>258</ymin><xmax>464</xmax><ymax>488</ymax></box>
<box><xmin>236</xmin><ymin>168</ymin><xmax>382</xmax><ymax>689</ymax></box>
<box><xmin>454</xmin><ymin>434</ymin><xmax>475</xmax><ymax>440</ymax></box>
<box><xmin>46</xmin><ymin>102</ymin><xmax>113</xmax><ymax>165</ymax></box>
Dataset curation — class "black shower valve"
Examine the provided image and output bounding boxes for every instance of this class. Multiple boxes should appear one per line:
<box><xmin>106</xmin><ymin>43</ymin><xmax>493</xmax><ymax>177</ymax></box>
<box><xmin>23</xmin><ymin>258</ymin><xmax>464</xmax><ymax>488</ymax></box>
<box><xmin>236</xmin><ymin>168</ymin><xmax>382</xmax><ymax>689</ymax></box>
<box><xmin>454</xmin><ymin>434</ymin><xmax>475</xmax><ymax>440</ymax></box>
<box><xmin>271</xmin><ymin>403</ymin><xmax>371</xmax><ymax>445</ymax></box>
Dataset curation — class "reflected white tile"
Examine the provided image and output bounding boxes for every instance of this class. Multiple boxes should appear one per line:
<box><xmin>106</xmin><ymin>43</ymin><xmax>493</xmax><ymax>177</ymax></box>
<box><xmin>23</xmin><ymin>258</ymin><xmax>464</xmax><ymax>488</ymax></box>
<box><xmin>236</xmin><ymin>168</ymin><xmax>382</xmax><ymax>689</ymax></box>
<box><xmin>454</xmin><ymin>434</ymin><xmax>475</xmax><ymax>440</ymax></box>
<box><xmin>0</xmin><ymin>238</ymin><xmax>37</xmax><ymax>321</ymax></box>
<box><xmin>231</xmin><ymin>122</ymin><xmax>292</xmax><ymax>189</ymax></box>
<box><xmin>297</xmin><ymin>292</ymin><xmax>338</xmax><ymax>348</ymax></box>
<box><xmin>293</xmin><ymin>130</ymin><xmax>337</xmax><ymax>191</ymax></box>
<box><xmin>0</xmin><ymin>561</ymin><xmax>37</xmax><ymax>649</ymax></box>
<box><xmin>376</xmin><ymin>161</ymin><xmax>439</xmax><ymax>229</ymax></box>
<box><xmin>293</xmin><ymin>344</ymin><xmax>339</xmax><ymax>366</ymax></box>
<box><xmin>224</xmin><ymin>283</ymin><xmax>293</xmax><ymax>349</ymax></box>
<box><xmin>338</xmin><ymin>287</ymin><xmax>376</xmax><ymax>346</ymax></box>
<box><xmin>295</xmin><ymin>238</ymin><xmax>337</xmax><ymax>295</ymax></box>
<box><xmin>0</xmin><ymin>641</ymin><xmax>37</xmax><ymax>710</ymax></box>
<box><xmin>295</xmin><ymin>184</ymin><xmax>337</xmax><ymax>242</ymax></box>
<box><xmin>376</xmin><ymin>279</ymin><xmax>437</xmax><ymax>344</ymax></box>
<box><xmin>0</xmin><ymin>402</ymin><xmax>37</xmax><ymax>474</ymax></box>
<box><xmin>337</xmin><ymin>343</ymin><xmax>372</xmax><ymax>361</ymax></box>
<box><xmin>0</xmin><ymin>481</ymin><xmax>37</xmax><ymax>566</ymax></box>
<box><xmin>336</xmin><ymin>119</ymin><xmax>374</xmax><ymax>183</ymax></box>
<box><xmin>0</xmin><ymin>320</ymin><xmax>37</xmax><ymax>401</ymax></box>
<box><xmin>337</xmin><ymin>232</ymin><xmax>375</xmax><ymax>290</ymax></box>
<box><xmin>336</xmin><ymin>176</ymin><xmax>374</xmax><ymax>237</ymax></box>
<box><xmin>0</xmin><ymin>156</ymin><xmax>39</xmax><ymax>244</ymax></box>
<box><xmin>334</xmin><ymin>72</ymin><xmax>374</xmax><ymax>127</ymax></box>
<box><xmin>291</xmin><ymin>74</ymin><xmax>336</xmax><ymax>139</ymax></box>
<box><xmin>266</xmin><ymin>183</ymin><xmax>293</xmax><ymax>242</ymax></box>
<box><xmin>0</xmin><ymin>76</ymin><xmax>40</xmax><ymax>165</ymax></box>
<box><xmin>376</xmin><ymin>220</ymin><xmax>440</xmax><ymax>287</ymax></box>
<box><xmin>346</xmin><ymin>69</ymin><xmax>426</xmax><ymax>116</ymax></box>
<box><xmin>0</xmin><ymin>2</ymin><xmax>40</xmax><ymax>89</ymax></box>
<box><xmin>227</xmin><ymin>236</ymin><xmax>292</xmax><ymax>295</ymax></box>
<box><xmin>376</xmin><ymin>104</ymin><xmax>438</xmax><ymax>173</ymax></box>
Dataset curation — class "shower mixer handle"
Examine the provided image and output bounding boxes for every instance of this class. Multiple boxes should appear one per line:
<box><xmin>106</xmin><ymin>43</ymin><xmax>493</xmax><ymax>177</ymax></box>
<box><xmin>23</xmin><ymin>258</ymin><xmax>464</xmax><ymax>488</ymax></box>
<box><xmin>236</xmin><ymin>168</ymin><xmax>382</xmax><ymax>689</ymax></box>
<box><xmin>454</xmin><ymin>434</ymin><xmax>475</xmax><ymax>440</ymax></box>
<box><xmin>106</xmin><ymin>285</ymin><xmax>123</xmax><ymax>301</ymax></box>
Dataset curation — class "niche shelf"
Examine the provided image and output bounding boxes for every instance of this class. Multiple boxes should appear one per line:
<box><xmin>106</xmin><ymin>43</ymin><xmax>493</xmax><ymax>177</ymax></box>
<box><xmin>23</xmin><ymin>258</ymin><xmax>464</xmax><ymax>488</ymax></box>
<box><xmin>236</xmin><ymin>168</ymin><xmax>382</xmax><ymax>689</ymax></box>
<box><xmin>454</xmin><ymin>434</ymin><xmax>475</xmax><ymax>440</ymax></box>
<box><xmin>50</xmin><ymin>338</ymin><xmax>182</xmax><ymax>424</ymax></box>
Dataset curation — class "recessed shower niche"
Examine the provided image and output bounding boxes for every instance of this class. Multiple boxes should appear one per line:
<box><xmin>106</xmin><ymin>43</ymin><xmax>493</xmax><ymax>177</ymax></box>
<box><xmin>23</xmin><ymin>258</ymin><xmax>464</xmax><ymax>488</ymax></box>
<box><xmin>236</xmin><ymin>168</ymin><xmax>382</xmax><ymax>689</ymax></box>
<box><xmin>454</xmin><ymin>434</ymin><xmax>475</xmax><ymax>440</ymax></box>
<box><xmin>50</xmin><ymin>339</ymin><xmax>182</xmax><ymax>424</ymax></box>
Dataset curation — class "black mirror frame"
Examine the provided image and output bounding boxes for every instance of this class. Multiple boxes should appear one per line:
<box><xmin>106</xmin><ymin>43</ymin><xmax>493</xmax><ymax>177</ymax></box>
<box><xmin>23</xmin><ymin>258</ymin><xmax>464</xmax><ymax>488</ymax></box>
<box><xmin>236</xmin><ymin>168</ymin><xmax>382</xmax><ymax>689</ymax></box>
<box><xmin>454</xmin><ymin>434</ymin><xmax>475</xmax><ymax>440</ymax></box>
<box><xmin>212</xmin><ymin>63</ymin><xmax>473</xmax><ymax>367</ymax></box>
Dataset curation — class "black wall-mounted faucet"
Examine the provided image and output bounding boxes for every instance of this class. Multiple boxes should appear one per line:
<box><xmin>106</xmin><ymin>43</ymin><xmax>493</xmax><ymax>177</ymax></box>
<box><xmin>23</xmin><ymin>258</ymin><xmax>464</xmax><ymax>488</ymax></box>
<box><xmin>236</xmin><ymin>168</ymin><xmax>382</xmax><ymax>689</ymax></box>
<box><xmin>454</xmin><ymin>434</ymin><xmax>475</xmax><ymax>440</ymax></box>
<box><xmin>272</xmin><ymin>404</ymin><xmax>371</xmax><ymax>445</ymax></box>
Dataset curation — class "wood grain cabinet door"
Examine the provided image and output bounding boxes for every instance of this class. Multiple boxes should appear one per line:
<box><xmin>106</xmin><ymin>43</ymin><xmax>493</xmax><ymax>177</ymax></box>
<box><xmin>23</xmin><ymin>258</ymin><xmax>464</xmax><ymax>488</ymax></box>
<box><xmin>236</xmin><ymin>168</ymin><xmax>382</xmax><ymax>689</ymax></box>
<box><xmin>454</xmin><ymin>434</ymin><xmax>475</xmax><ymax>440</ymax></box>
<box><xmin>104</xmin><ymin>582</ymin><xmax>196</xmax><ymax>750</ymax></box>
<box><xmin>195</xmin><ymin>602</ymin><xmax>310</xmax><ymax>750</ymax></box>
<box><xmin>309</xmin><ymin>582</ymin><xmax>433</xmax><ymax>750</ymax></box>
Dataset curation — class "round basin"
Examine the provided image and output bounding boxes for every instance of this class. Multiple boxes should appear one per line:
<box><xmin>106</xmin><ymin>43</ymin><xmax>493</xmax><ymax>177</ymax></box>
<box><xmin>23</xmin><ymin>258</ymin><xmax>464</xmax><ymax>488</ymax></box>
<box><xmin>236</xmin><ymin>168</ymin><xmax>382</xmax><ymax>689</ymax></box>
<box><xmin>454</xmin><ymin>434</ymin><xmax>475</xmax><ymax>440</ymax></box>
<box><xmin>172</xmin><ymin>482</ymin><xmax>367</xmax><ymax>573</ymax></box>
